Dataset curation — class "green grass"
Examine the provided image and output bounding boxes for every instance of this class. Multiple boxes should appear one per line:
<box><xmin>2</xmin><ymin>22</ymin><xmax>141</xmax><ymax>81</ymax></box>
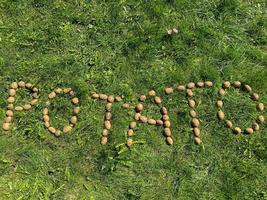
<box><xmin>0</xmin><ymin>0</ymin><xmax>267</xmax><ymax>199</ymax></box>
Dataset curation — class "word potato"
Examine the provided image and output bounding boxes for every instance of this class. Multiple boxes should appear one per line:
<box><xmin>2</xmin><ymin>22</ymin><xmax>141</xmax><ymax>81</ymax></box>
<box><xmin>2</xmin><ymin>80</ymin><xmax>265</xmax><ymax>147</ymax></box>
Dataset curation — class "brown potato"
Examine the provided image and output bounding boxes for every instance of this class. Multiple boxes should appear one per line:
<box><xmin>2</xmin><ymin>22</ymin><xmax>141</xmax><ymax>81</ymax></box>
<box><xmin>161</xmin><ymin>107</ymin><xmax>168</xmax><ymax>115</ymax></box>
<box><xmin>139</xmin><ymin>116</ymin><xmax>147</xmax><ymax>123</ymax></box>
<box><xmin>194</xmin><ymin>137</ymin><xmax>201</xmax><ymax>145</ymax></box>
<box><xmin>193</xmin><ymin>128</ymin><xmax>200</xmax><ymax>137</ymax></box>
<box><xmin>127</xmin><ymin>129</ymin><xmax>134</xmax><ymax>137</ymax></box>
<box><xmin>129</xmin><ymin>121</ymin><xmax>137</xmax><ymax>129</ymax></box>
<box><xmin>154</xmin><ymin>96</ymin><xmax>161</xmax><ymax>104</ymax></box>
<box><xmin>188</xmin><ymin>99</ymin><xmax>196</xmax><ymax>108</ymax></box>
<box><xmin>166</xmin><ymin>137</ymin><xmax>173</xmax><ymax>145</ymax></box>
<box><xmin>135</xmin><ymin>103</ymin><xmax>144</xmax><ymax>112</ymax></box>
<box><xmin>165</xmin><ymin>87</ymin><xmax>173</xmax><ymax>94</ymax></box>
<box><xmin>99</xmin><ymin>94</ymin><xmax>108</xmax><ymax>100</ymax></box>
<box><xmin>105</xmin><ymin>121</ymin><xmax>111</xmax><ymax>129</ymax></box>
<box><xmin>73</xmin><ymin>107</ymin><xmax>81</xmax><ymax>114</ymax></box>
<box><xmin>156</xmin><ymin>119</ymin><xmax>163</xmax><ymax>125</ymax></box>
<box><xmin>105</xmin><ymin>112</ymin><xmax>112</xmax><ymax>120</ymax></box>
<box><xmin>216</xmin><ymin>100</ymin><xmax>223</xmax><ymax>108</ymax></box>
<box><xmin>115</xmin><ymin>96</ymin><xmax>122</xmax><ymax>102</ymax></box>
<box><xmin>164</xmin><ymin>120</ymin><xmax>171</xmax><ymax>128</ymax></box>
<box><xmin>196</xmin><ymin>82</ymin><xmax>204</xmax><ymax>87</ymax></box>
<box><xmin>107</xmin><ymin>95</ymin><xmax>114</xmax><ymax>103</ymax></box>
<box><xmin>18</xmin><ymin>81</ymin><xmax>26</xmax><ymax>88</ymax></box>
<box><xmin>70</xmin><ymin>116</ymin><xmax>78</xmax><ymax>124</ymax></box>
<box><xmin>139</xmin><ymin>95</ymin><xmax>146</xmax><ymax>101</ymax></box>
<box><xmin>43</xmin><ymin>115</ymin><xmax>50</xmax><ymax>122</ymax></box>
<box><xmin>177</xmin><ymin>85</ymin><xmax>185</xmax><ymax>90</ymax></box>
<box><xmin>148</xmin><ymin>90</ymin><xmax>156</xmax><ymax>97</ymax></box>
<box><xmin>218</xmin><ymin>89</ymin><xmax>225</xmax><ymax>96</ymax></box>
<box><xmin>92</xmin><ymin>93</ymin><xmax>100</xmax><ymax>99</ymax></box>
<box><xmin>233</xmin><ymin>127</ymin><xmax>242</xmax><ymax>134</ymax></box>
<box><xmin>101</xmin><ymin>137</ymin><xmax>108</xmax><ymax>145</ymax></box>
<box><xmin>48</xmin><ymin>92</ymin><xmax>56</xmax><ymax>99</ymax></box>
<box><xmin>217</xmin><ymin>111</ymin><xmax>225</xmax><ymax>120</ymax></box>
<box><xmin>186</xmin><ymin>89</ymin><xmax>193</xmax><ymax>97</ymax></box>
<box><xmin>245</xmin><ymin>128</ymin><xmax>253</xmax><ymax>134</ymax></box>
<box><xmin>189</xmin><ymin>110</ymin><xmax>197</xmax><ymax>118</ymax></box>
<box><xmin>148</xmin><ymin>118</ymin><xmax>156</xmax><ymax>125</ymax></box>
<box><xmin>102</xmin><ymin>129</ymin><xmax>108</xmax><ymax>136</ymax></box>
<box><xmin>127</xmin><ymin>138</ymin><xmax>133</xmax><ymax>147</ymax></box>
<box><xmin>225</xmin><ymin>120</ymin><xmax>233</xmax><ymax>128</ymax></box>
<box><xmin>252</xmin><ymin>123</ymin><xmax>260</xmax><ymax>131</ymax></box>
<box><xmin>106</xmin><ymin>103</ymin><xmax>112</xmax><ymax>111</ymax></box>
<box><xmin>244</xmin><ymin>84</ymin><xmax>252</xmax><ymax>92</ymax></box>
<box><xmin>233</xmin><ymin>81</ymin><xmax>241</xmax><ymax>87</ymax></box>
<box><xmin>187</xmin><ymin>82</ymin><xmax>195</xmax><ymax>89</ymax></box>
<box><xmin>23</xmin><ymin>104</ymin><xmax>32</xmax><ymax>110</ymax></box>
<box><xmin>223</xmin><ymin>81</ymin><xmax>231</xmax><ymax>88</ymax></box>
<box><xmin>48</xmin><ymin>127</ymin><xmax>56</xmax><ymax>134</ymax></box>
<box><xmin>3</xmin><ymin>123</ymin><xmax>10</xmax><ymax>131</ymax></box>
<box><xmin>15</xmin><ymin>106</ymin><xmax>23</xmax><ymax>111</ymax></box>
<box><xmin>134</xmin><ymin>113</ymin><xmax>141</xmax><ymax>121</ymax></box>
<box><xmin>6</xmin><ymin>110</ymin><xmax>13</xmax><ymax>117</ymax></box>
<box><xmin>251</xmin><ymin>93</ymin><xmax>259</xmax><ymax>101</ymax></box>
<box><xmin>163</xmin><ymin>128</ymin><xmax>171</xmax><ymax>136</ymax></box>
<box><xmin>191</xmin><ymin>118</ymin><xmax>200</xmax><ymax>127</ymax></box>
<box><xmin>7</xmin><ymin>97</ymin><xmax>15</xmax><ymax>103</ymax></box>
<box><xmin>10</xmin><ymin>82</ymin><xmax>18</xmax><ymax>89</ymax></box>
<box><xmin>258</xmin><ymin>115</ymin><xmax>265</xmax><ymax>123</ymax></box>
<box><xmin>204</xmin><ymin>81</ymin><xmax>213</xmax><ymax>87</ymax></box>
<box><xmin>122</xmin><ymin>103</ymin><xmax>130</xmax><ymax>109</ymax></box>
<box><xmin>72</xmin><ymin>97</ymin><xmax>79</xmax><ymax>105</ymax></box>
<box><xmin>8</xmin><ymin>89</ymin><xmax>16</xmax><ymax>97</ymax></box>
<box><xmin>63</xmin><ymin>125</ymin><xmax>72</xmax><ymax>133</ymax></box>
<box><xmin>162</xmin><ymin>115</ymin><xmax>169</xmax><ymax>121</ymax></box>
<box><xmin>257</xmin><ymin>103</ymin><xmax>264</xmax><ymax>112</ymax></box>
<box><xmin>5</xmin><ymin>117</ymin><xmax>12</xmax><ymax>123</ymax></box>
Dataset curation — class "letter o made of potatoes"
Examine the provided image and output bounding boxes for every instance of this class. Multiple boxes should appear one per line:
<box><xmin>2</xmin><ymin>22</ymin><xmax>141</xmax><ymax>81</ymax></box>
<box><xmin>43</xmin><ymin>87</ymin><xmax>80</xmax><ymax>136</ymax></box>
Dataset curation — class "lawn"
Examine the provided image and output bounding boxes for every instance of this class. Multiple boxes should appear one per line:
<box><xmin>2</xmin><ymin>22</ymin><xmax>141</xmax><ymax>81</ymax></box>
<box><xmin>0</xmin><ymin>0</ymin><xmax>266</xmax><ymax>199</ymax></box>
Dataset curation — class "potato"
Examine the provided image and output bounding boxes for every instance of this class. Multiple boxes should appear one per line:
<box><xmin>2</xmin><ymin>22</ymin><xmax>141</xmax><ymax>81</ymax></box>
<box><xmin>204</xmin><ymin>81</ymin><xmax>213</xmax><ymax>87</ymax></box>
<box><xmin>161</xmin><ymin>107</ymin><xmax>168</xmax><ymax>115</ymax></box>
<box><xmin>25</xmin><ymin>83</ymin><xmax>33</xmax><ymax>89</ymax></box>
<box><xmin>15</xmin><ymin>106</ymin><xmax>23</xmax><ymax>111</ymax></box>
<box><xmin>218</xmin><ymin>89</ymin><xmax>225</xmax><ymax>96</ymax></box>
<box><xmin>225</xmin><ymin>120</ymin><xmax>233</xmax><ymax>128</ymax></box>
<box><xmin>233</xmin><ymin>81</ymin><xmax>241</xmax><ymax>87</ymax></box>
<box><xmin>217</xmin><ymin>111</ymin><xmax>225</xmax><ymax>120</ymax></box>
<box><xmin>154</xmin><ymin>96</ymin><xmax>161</xmax><ymax>104</ymax></box>
<box><xmin>165</xmin><ymin>87</ymin><xmax>173</xmax><ymax>94</ymax></box>
<box><xmin>190</xmin><ymin>110</ymin><xmax>197</xmax><ymax>118</ymax></box>
<box><xmin>72</xmin><ymin>97</ymin><xmax>79</xmax><ymax>105</ymax></box>
<box><xmin>139</xmin><ymin>95</ymin><xmax>146</xmax><ymax>101</ymax></box>
<box><xmin>107</xmin><ymin>95</ymin><xmax>114</xmax><ymax>103</ymax></box>
<box><xmin>102</xmin><ymin>129</ymin><xmax>108</xmax><ymax>136</ymax></box>
<box><xmin>5</xmin><ymin>117</ymin><xmax>12</xmax><ymax>123</ymax></box>
<box><xmin>156</xmin><ymin>120</ymin><xmax>163</xmax><ymax>125</ymax></box>
<box><xmin>245</xmin><ymin>128</ymin><xmax>253</xmax><ymax>134</ymax></box>
<box><xmin>129</xmin><ymin>121</ymin><xmax>137</xmax><ymax>129</ymax></box>
<box><xmin>115</xmin><ymin>96</ymin><xmax>122</xmax><ymax>102</ymax></box>
<box><xmin>191</xmin><ymin>118</ymin><xmax>200</xmax><ymax>127</ymax></box>
<box><xmin>105</xmin><ymin>121</ymin><xmax>111</xmax><ymax>129</ymax></box>
<box><xmin>187</xmin><ymin>82</ymin><xmax>195</xmax><ymax>89</ymax></box>
<box><xmin>233</xmin><ymin>127</ymin><xmax>241</xmax><ymax>134</ymax></box>
<box><xmin>44</xmin><ymin>121</ymin><xmax>50</xmax><ymax>128</ymax></box>
<box><xmin>194</xmin><ymin>137</ymin><xmax>201</xmax><ymax>145</ymax></box>
<box><xmin>70</xmin><ymin>116</ymin><xmax>78</xmax><ymax>124</ymax></box>
<box><xmin>186</xmin><ymin>89</ymin><xmax>193</xmax><ymax>97</ymax></box>
<box><xmin>244</xmin><ymin>84</ymin><xmax>252</xmax><ymax>92</ymax></box>
<box><xmin>23</xmin><ymin>104</ymin><xmax>32</xmax><ymax>110</ymax></box>
<box><xmin>148</xmin><ymin>90</ymin><xmax>156</xmax><ymax>97</ymax></box>
<box><xmin>134</xmin><ymin>113</ymin><xmax>141</xmax><ymax>121</ymax></box>
<box><xmin>122</xmin><ymin>103</ymin><xmax>130</xmax><ymax>109</ymax></box>
<box><xmin>127</xmin><ymin>138</ymin><xmax>133</xmax><ymax>147</ymax></box>
<box><xmin>101</xmin><ymin>137</ymin><xmax>108</xmax><ymax>145</ymax></box>
<box><xmin>43</xmin><ymin>115</ymin><xmax>50</xmax><ymax>122</ymax></box>
<box><xmin>148</xmin><ymin>118</ymin><xmax>156</xmax><ymax>125</ymax></box>
<box><xmin>43</xmin><ymin>108</ymin><xmax>49</xmax><ymax>115</ymax></box>
<box><xmin>163</xmin><ymin>128</ymin><xmax>171</xmax><ymax>136</ymax></box>
<box><xmin>31</xmin><ymin>99</ymin><xmax>38</xmax><ymax>106</ymax></box>
<box><xmin>92</xmin><ymin>93</ymin><xmax>99</xmax><ymax>99</ymax></box>
<box><xmin>135</xmin><ymin>103</ymin><xmax>144</xmax><ymax>112</ymax></box>
<box><xmin>223</xmin><ymin>81</ymin><xmax>231</xmax><ymax>88</ymax></box>
<box><xmin>196</xmin><ymin>82</ymin><xmax>204</xmax><ymax>87</ymax></box>
<box><xmin>63</xmin><ymin>125</ymin><xmax>72</xmax><ymax>133</ymax></box>
<box><xmin>99</xmin><ymin>94</ymin><xmax>108</xmax><ymax>100</ymax></box>
<box><xmin>3</xmin><ymin>123</ymin><xmax>10</xmax><ymax>131</ymax></box>
<box><xmin>139</xmin><ymin>116</ymin><xmax>147</xmax><ymax>123</ymax></box>
<box><xmin>258</xmin><ymin>115</ymin><xmax>265</xmax><ymax>123</ymax></box>
<box><xmin>10</xmin><ymin>82</ymin><xmax>18</xmax><ymax>89</ymax></box>
<box><xmin>7</xmin><ymin>104</ymin><xmax>14</xmax><ymax>110</ymax></box>
<box><xmin>166</xmin><ymin>137</ymin><xmax>173</xmax><ymax>145</ymax></box>
<box><xmin>164</xmin><ymin>120</ymin><xmax>171</xmax><ymax>128</ymax></box>
<box><xmin>188</xmin><ymin>99</ymin><xmax>196</xmax><ymax>108</ymax></box>
<box><xmin>177</xmin><ymin>85</ymin><xmax>185</xmax><ymax>90</ymax></box>
<box><xmin>162</xmin><ymin>115</ymin><xmax>169</xmax><ymax>121</ymax></box>
<box><xmin>251</xmin><ymin>93</ymin><xmax>259</xmax><ymax>101</ymax></box>
<box><xmin>257</xmin><ymin>103</ymin><xmax>264</xmax><ymax>112</ymax></box>
<box><xmin>8</xmin><ymin>89</ymin><xmax>16</xmax><ymax>97</ymax></box>
<box><xmin>73</xmin><ymin>107</ymin><xmax>81</xmax><ymax>114</ymax></box>
<box><xmin>252</xmin><ymin>123</ymin><xmax>259</xmax><ymax>131</ymax></box>
<box><xmin>55</xmin><ymin>88</ymin><xmax>63</xmax><ymax>94</ymax></box>
<box><xmin>127</xmin><ymin>129</ymin><xmax>134</xmax><ymax>136</ymax></box>
<box><xmin>48</xmin><ymin>92</ymin><xmax>56</xmax><ymax>99</ymax></box>
<box><xmin>193</xmin><ymin>128</ymin><xmax>200</xmax><ymax>137</ymax></box>
<box><xmin>7</xmin><ymin>97</ymin><xmax>15</xmax><ymax>103</ymax></box>
<box><xmin>6</xmin><ymin>110</ymin><xmax>13</xmax><ymax>117</ymax></box>
<box><xmin>106</xmin><ymin>103</ymin><xmax>112</xmax><ymax>111</ymax></box>
<box><xmin>105</xmin><ymin>112</ymin><xmax>112</xmax><ymax>120</ymax></box>
<box><xmin>216</xmin><ymin>100</ymin><xmax>223</xmax><ymax>108</ymax></box>
<box><xmin>48</xmin><ymin>127</ymin><xmax>56</xmax><ymax>134</ymax></box>
<box><xmin>18</xmin><ymin>81</ymin><xmax>26</xmax><ymax>88</ymax></box>
<box><xmin>55</xmin><ymin>130</ymin><xmax>61</xmax><ymax>137</ymax></box>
